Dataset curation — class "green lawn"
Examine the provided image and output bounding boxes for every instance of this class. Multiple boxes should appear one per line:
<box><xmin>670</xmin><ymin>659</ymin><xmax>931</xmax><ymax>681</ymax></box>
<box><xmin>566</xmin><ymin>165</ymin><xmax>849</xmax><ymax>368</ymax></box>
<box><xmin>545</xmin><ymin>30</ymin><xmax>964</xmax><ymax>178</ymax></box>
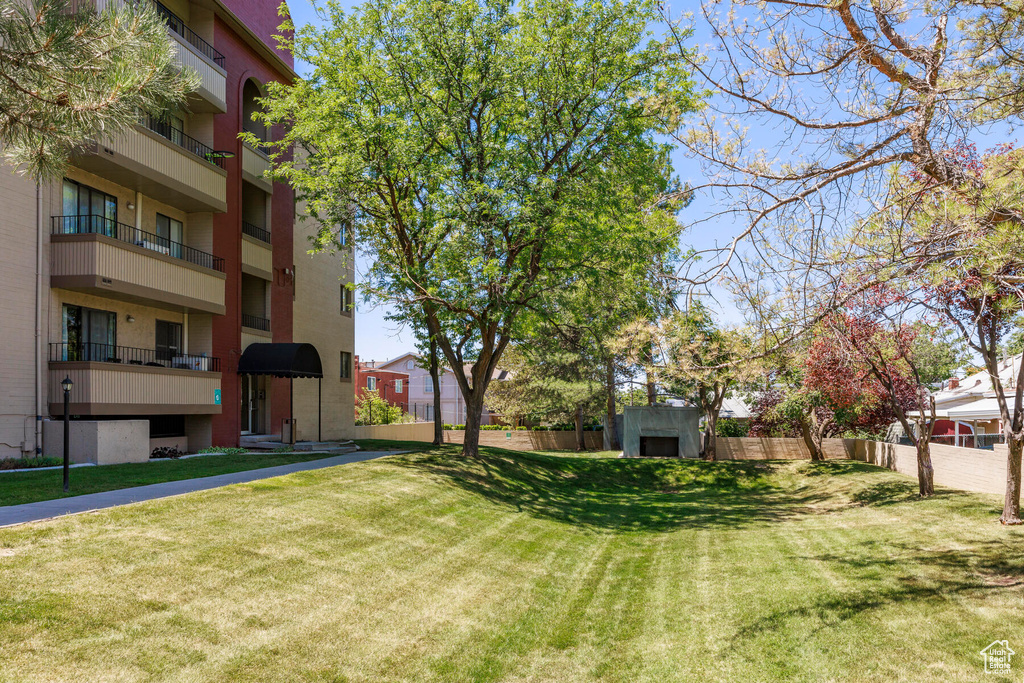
<box><xmin>1</xmin><ymin>444</ymin><xmax>1023</xmax><ymax>682</ymax></box>
<box><xmin>0</xmin><ymin>451</ymin><xmax>358</xmax><ymax>507</ymax></box>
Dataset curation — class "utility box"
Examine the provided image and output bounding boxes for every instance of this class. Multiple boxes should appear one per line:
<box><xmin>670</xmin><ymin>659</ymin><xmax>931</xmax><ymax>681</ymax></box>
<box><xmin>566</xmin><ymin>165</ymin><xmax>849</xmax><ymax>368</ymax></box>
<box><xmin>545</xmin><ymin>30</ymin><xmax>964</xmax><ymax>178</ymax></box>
<box><xmin>622</xmin><ymin>405</ymin><xmax>700</xmax><ymax>458</ymax></box>
<box><xmin>282</xmin><ymin>418</ymin><xmax>297</xmax><ymax>445</ymax></box>
<box><xmin>43</xmin><ymin>419</ymin><xmax>149</xmax><ymax>464</ymax></box>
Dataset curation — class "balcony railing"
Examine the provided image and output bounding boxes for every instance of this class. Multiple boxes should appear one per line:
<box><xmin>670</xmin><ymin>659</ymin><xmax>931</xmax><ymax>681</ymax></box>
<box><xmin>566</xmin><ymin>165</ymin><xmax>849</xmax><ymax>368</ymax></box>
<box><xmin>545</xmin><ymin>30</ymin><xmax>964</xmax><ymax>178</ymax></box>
<box><xmin>241</xmin><ymin>314</ymin><xmax>270</xmax><ymax>331</ymax></box>
<box><xmin>52</xmin><ymin>215</ymin><xmax>224</xmax><ymax>272</ymax></box>
<box><xmin>153</xmin><ymin>0</ymin><xmax>225</xmax><ymax>66</ymax></box>
<box><xmin>242</xmin><ymin>221</ymin><xmax>271</xmax><ymax>244</ymax></box>
<box><xmin>50</xmin><ymin>342</ymin><xmax>221</xmax><ymax>372</ymax></box>
<box><xmin>142</xmin><ymin>115</ymin><xmax>226</xmax><ymax>169</ymax></box>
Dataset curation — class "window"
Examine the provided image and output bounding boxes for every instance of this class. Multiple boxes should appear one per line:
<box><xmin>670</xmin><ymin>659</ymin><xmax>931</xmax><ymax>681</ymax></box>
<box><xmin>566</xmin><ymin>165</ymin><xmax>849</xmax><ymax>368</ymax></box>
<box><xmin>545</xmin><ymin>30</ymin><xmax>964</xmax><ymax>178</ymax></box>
<box><xmin>340</xmin><ymin>351</ymin><xmax>352</xmax><ymax>379</ymax></box>
<box><xmin>337</xmin><ymin>223</ymin><xmax>348</xmax><ymax>247</ymax></box>
<box><xmin>154</xmin><ymin>213</ymin><xmax>183</xmax><ymax>258</ymax></box>
<box><xmin>340</xmin><ymin>285</ymin><xmax>353</xmax><ymax>315</ymax></box>
<box><xmin>155</xmin><ymin>320</ymin><xmax>183</xmax><ymax>362</ymax></box>
<box><xmin>62</xmin><ymin>304</ymin><xmax>116</xmax><ymax>361</ymax></box>
<box><xmin>406</xmin><ymin>359</ymin><xmax>415</xmax><ymax>370</ymax></box>
<box><xmin>394</xmin><ymin>379</ymin><xmax>403</xmax><ymax>393</ymax></box>
<box><xmin>424</xmin><ymin>375</ymin><xmax>434</xmax><ymax>393</ymax></box>
<box><xmin>367</xmin><ymin>376</ymin><xmax>377</xmax><ymax>391</ymax></box>
<box><xmin>61</xmin><ymin>179</ymin><xmax>117</xmax><ymax>235</ymax></box>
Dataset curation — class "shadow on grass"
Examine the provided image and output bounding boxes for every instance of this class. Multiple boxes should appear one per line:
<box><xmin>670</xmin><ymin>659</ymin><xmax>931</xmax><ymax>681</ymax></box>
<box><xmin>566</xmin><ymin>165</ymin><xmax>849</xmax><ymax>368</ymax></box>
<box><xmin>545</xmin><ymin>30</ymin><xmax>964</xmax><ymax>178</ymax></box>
<box><xmin>388</xmin><ymin>446</ymin><xmax>848</xmax><ymax>533</ymax></box>
<box><xmin>739</xmin><ymin>536</ymin><xmax>1024</xmax><ymax>650</ymax></box>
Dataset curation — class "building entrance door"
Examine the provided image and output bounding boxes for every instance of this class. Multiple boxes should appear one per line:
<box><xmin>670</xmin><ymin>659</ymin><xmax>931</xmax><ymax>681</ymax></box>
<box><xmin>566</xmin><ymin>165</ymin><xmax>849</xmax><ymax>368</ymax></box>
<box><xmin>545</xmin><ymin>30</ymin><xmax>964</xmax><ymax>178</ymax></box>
<box><xmin>241</xmin><ymin>375</ymin><xmax>264</xmax><ymax>434</ymax></box>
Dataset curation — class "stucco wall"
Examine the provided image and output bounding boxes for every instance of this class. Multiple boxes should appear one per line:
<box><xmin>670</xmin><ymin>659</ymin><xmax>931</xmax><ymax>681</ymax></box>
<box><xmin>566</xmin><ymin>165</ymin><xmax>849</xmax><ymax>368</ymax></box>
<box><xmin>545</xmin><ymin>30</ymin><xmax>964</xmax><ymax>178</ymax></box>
<box><xmin>42</xmin><ymin>419</ymin><xmax>149</xmax><ymax>464</ymax></box>
<box><xmin>354</xmin><ymin>423</ymin><xmax>434</xmax><ymax>442</ymax></box>
<box><xmin>852</xmin><ymin>440</ymin><xmax>1007</xmax><ymax>496</ymax></box>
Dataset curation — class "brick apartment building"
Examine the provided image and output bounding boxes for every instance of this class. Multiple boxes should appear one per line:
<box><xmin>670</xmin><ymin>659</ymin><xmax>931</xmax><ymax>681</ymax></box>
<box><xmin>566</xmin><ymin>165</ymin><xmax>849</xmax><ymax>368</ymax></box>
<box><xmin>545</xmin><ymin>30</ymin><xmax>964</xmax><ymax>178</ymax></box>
<box><xmin>354</xmin><ymin>356</ymin><xmax>409</xmax><ymax>412</ymax></box>
<box><xmin>0</xmin><ymin>0</ymin><xmax>354</xmax><ymax>459</ymax></box>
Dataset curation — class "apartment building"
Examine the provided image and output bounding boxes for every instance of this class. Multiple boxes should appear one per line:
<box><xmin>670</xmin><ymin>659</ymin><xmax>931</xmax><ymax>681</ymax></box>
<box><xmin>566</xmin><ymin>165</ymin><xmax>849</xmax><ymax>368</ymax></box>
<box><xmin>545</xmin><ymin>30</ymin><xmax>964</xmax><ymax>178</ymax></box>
<box><xmin>371</xmin><ymin>353</ymin><xmax>501</xmax><ymax>426</ymax></box>
<box><xmin>354</xmin><ymin>356</ymin><xmax>410</xmax><ymax>412</ymax></box>
<box><xmin>0</xmin><ymin>0</ymin><xmax>354</xmax><ymax>459</ymax></box>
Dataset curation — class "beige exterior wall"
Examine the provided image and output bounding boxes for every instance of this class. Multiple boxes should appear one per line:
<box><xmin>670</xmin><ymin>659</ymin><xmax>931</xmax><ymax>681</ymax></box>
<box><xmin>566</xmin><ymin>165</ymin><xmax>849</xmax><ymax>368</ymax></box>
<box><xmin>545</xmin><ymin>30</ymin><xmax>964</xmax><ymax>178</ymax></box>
<box><xmin>50</xmin><ymin>289</ymin><xmax>186</xmax><ymax>351</ymax></box>
<box><xmin>291</xmin><ymin>210</ymin><xmax>355</xmax><ymax>442</ymax></box>
<box><xmin>0</xmin><ymin>168</ymin><xmax>42</xmax><ymax>456</ymax></box>
<box><xmin>354</xmin><ymin>423</ymin><xmax>434</xmax><ymax>442</ymax></box>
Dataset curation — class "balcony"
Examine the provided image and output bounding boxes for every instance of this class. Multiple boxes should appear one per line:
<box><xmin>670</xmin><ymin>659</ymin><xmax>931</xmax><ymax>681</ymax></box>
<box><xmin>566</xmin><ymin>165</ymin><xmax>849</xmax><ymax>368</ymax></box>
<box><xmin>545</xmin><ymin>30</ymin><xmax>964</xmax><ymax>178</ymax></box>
<box><xmin>51</xmin><ymin>216</ymin><xmax>226</xmax><ymax>314</ymax></box>
<box><xmin>241</xmin><ymin>224</ymin><xmax>273</xmax><ymax>280</ymax></box>
<box><xmin>242</xmin><ymin>221</ymin><xmax>271</xmax><ymax>245</ymax></box>
<box><xmin>48</xmin><ymin>343</ymin><xmax>222</xmax><ymax>416</ymax></box>
<box><xmin>97</xmin><ymin>0</ymin><xmax>227</xmax><ymax>112</ymax></box>
<box><xmin>72</xmin><ymin>117</ymin><xmax>227</xmax><ymax>213</ymax></box>
<box><xmin>242</xmin><ymin>143</ymin><xmax>273</xmax><ymax>193</ymax></box>
<box><xmin>242</xmin><ymin>314</ymin><xmax>271</xmax><ymax>333</ymax></box>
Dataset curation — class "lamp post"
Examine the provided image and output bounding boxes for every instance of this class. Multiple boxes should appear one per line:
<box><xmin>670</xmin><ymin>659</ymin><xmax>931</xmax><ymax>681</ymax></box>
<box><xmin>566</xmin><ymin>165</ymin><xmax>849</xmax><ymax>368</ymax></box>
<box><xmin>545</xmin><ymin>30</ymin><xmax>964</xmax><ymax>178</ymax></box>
<box><xmin>61</xmin><ymin>375</ymin><xmax>73</xmax><ymax>492</ymax></box>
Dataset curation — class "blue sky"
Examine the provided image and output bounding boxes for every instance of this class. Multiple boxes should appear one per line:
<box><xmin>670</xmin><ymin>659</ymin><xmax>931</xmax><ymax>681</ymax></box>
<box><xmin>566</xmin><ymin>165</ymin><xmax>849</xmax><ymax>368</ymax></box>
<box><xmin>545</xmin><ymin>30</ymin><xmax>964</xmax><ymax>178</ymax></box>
<box><xmin>285</xmin><ymin>1</ymin><xmax>753</xmax><ymax>364</ymax></box>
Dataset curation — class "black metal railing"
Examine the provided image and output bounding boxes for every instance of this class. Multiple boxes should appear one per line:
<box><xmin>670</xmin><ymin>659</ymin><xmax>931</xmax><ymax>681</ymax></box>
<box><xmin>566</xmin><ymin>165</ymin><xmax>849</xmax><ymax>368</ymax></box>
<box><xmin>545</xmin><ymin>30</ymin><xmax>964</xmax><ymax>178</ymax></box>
<box><xmin>241</xmin><ymin>314</ymin><xmax>270</xmax><ymax>331</ymax></box>
<box><xmin>52</xmin><ymin>215</ymin><xmax>225</xmax><ymax>272</ymax></box>
<box><xmin>242</xmin><ymin>221</ymin><xmax>271</xmax><ymax>244</ymax></box>
<box><xmin>142</xmin><ymin>115</ymin><xmax>226</xmax><ymax>169</ymax></box>
<box><xmin>50</xmin><ymin>342</ymin><xmax>221</xmax><ymax>371</ymax></box>
<box><xmin>153</xmin><ymin>0</ymin><xmax>225</xmax><ymax>66</ymax></box>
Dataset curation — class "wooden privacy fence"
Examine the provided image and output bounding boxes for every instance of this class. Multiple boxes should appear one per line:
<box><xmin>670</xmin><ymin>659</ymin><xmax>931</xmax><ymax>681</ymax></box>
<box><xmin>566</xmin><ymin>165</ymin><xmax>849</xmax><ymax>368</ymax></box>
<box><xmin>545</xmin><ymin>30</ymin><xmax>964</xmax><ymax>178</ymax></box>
<box><xmin>444</xmin><ymin>430</ymin><xmax>604</xmax><ymax>451</ymax></box>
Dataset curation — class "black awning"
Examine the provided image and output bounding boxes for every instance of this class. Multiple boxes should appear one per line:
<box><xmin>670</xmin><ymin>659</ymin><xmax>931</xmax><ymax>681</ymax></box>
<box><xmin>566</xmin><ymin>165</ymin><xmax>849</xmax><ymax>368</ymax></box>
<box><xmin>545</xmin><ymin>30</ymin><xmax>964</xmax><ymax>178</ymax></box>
<box><xmin>237</xmin><ymin>343</ymin><xmax>323</xmax><ymax>378</ymax></box>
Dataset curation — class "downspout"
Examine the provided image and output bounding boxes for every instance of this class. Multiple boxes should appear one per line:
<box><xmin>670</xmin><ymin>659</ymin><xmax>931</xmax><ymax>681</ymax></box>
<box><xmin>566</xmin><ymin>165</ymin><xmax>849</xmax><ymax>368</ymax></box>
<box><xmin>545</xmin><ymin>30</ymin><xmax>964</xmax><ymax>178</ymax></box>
<box><xmin>34</xmin><ymin>180</ymin><xmax>44</xmax><ymax>455</ymax></box>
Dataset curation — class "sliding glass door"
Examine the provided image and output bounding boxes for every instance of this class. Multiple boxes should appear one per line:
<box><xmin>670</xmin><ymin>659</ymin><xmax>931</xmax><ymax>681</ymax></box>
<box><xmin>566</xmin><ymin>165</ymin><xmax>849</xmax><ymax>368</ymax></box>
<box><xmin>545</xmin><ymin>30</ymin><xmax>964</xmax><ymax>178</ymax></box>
<box><xmin>62</xmin><ymin>304</ymin><xmax>117</xmax><ymax>361</ymax></box>
<box><xmin>61</xmin><ymin>179</ymin><xmax>117</xmax><ymax>236</ymax></box>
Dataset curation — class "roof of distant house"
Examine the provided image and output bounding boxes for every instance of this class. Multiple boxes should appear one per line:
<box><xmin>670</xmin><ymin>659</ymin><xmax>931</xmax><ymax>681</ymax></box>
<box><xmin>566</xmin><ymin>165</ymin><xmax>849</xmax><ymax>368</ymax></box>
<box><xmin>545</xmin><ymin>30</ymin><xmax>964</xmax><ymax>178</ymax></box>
<box><xmin>933</xmin><ymin>354</ymin><xmax>1022</xmax><ymax>407</ymax></box>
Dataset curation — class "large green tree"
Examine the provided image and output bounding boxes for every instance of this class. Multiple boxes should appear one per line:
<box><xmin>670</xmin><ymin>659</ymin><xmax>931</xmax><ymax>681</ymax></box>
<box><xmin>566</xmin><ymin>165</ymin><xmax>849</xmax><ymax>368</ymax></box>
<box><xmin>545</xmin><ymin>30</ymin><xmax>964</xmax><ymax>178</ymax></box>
<box><xmin>0</xmin><ymin>0</ymin><xmax>198</xmax><ymax>177</ymax></box>
<box><xmin>256</xmin><ymin>0</ymin><xmax>699</xmax><ymax>457</ymax></box>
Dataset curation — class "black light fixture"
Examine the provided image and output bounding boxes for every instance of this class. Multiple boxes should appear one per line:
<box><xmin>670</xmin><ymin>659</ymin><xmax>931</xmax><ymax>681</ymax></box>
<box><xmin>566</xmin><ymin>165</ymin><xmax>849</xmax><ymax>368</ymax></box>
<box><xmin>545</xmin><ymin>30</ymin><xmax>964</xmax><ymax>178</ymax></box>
<box><xmin>61</xmin><ymin>376</ymin><xmax>73</xmax><ymax>492</ymax></box>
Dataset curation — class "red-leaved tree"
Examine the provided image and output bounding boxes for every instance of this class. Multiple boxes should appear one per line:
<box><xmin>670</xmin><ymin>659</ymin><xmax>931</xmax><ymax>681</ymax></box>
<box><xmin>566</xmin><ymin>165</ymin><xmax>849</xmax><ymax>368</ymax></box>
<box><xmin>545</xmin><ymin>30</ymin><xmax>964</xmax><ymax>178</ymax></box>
<box><xmin>821</xmin><ymin>288</ymin><xmax>937</xmax><ymax>495</ymax></box>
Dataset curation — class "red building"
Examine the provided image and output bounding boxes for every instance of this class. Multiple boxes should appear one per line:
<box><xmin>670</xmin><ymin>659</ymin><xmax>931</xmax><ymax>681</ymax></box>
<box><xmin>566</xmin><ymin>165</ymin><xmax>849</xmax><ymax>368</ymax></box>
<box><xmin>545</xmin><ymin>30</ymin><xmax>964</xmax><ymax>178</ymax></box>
<box><xmin>354</xmin><ymin>356</ymin><xmax>410</xmax><ymax>412</ymax></box>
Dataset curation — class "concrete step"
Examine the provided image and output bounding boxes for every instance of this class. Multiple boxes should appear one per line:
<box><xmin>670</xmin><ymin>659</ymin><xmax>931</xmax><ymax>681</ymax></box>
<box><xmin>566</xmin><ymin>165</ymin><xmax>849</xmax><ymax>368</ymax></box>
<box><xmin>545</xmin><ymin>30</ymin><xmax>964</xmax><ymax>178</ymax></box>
<box><xmin>240</xmin><ymin>434</ymin><xmax>283</xmax><ymax>445</ymax></box>
<box><xmin>243</xmin><ymin>439</ymin><xmax>359</xmax><ymax>455</ymax></box>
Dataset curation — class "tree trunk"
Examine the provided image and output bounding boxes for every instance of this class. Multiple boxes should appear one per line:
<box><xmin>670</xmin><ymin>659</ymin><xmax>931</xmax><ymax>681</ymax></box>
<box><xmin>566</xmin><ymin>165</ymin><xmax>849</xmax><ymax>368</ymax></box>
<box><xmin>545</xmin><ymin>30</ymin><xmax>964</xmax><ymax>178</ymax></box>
<box><xmin>1001</xmin><ymin>435</ymin><xmax>1023</xmax><ymax>525</ymax></box>
<box><xmin>646</xmin><ymin>378</ymin><xmax>657</xmax><ymax>406</ymax></box>
<box><xmin>704</xmin><ymin>413</ymin><xmax>717</xmax><ymax>461</ymax></box>
<box><xmin>915</xmin><ymin>439</ymin><xmax>934</xmax><ymax>497</ymax></box>
<box><xmin>429</xmin><ymin>337</ymin><xmax>442</xmax><ymax>446</ymax></box>
<box><xmin>462</xmin><ymin>392</ymin><xmax>485</xmax><ymax>459</ymax></box>
<box><xmin>575</xmin><ymin>404</ymin><xmax>585</xmax><ymax>452</ymax></box>
<box><xmin>799</xmin><ymin>413</ymin><xmax>824</xmax><ymax>462</ymax></box>
<box><xmin>606</xmin><ymin>359</ymin><xmax>619</xmax><ymax>450</ymax></box>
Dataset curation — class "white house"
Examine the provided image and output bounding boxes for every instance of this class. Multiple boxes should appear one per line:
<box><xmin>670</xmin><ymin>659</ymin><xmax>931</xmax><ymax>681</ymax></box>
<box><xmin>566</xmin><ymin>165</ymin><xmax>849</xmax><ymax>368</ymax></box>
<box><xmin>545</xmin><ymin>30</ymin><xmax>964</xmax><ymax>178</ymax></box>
<box><xmin>909</xmin><ymin>354</ymin><xmax>1021</xmax><ymax>447</ymax></box>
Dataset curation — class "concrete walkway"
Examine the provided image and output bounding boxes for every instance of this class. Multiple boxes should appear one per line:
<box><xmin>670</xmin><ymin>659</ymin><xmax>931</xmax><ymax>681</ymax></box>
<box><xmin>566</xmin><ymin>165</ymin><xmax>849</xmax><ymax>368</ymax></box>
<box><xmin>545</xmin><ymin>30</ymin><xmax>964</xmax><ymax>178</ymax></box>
<box><xmin>0</xmin><ymin>451</ymin><xmax>396</xmax><ymax>528</ymax></box>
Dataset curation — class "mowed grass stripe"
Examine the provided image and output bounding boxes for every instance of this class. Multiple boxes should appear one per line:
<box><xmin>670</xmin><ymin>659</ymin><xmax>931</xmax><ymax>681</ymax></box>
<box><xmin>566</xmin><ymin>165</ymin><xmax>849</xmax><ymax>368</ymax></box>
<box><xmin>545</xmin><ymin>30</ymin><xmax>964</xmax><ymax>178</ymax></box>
<box><xmin>1</xmin><ymin>446</ymin><xmax>1023</xmax><ymax>682</ymax></box>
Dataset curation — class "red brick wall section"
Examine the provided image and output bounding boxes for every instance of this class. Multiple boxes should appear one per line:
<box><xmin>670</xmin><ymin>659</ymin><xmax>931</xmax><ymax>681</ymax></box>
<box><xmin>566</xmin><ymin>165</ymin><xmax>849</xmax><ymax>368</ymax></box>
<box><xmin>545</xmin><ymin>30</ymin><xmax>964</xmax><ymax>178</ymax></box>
<box><xmin>210</xmin><ymin>14</ymin><xmax>295</xmax><ymax>447</ymax></box>
<box><xmin>353</xmin><ymin>359</ymin><xmax>411</xmax><ymax>410</ymax></box>
<box><xmin>217</xmin><ymin>0</ymin><xmax>294</xmax><ymax>68</ymax></box>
